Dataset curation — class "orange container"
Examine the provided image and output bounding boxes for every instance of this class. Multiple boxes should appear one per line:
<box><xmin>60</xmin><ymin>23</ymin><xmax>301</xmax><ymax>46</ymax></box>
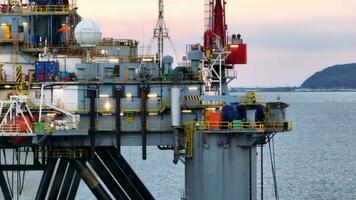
<box><xmin>209</xmin><ymin>112</ymin><xmax>222</xmax><ymax>129</ymax></box>
<box><xmin>205</xmin><ymin>110</ymin><xmax>212</xmax><ymax>121</ymax></box>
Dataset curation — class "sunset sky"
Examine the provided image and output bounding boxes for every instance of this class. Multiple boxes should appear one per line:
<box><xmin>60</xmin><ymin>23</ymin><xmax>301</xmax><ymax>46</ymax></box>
<box><xmin>76</xmin><ymin>0</ymin><xmax>356</xmax><ymax>87</ymax></box>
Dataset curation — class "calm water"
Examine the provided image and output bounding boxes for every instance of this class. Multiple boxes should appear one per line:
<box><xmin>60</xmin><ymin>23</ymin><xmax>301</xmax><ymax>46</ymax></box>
<box><xmin>7</xmin><ymin>92</ymin><xmax>356</xmax><ymax>199</ymax></box>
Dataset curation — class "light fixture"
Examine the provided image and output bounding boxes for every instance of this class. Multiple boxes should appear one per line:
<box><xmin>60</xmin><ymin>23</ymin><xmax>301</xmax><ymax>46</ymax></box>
<box><xmin>120</xmin><ymin>112</ymin><xmax>124</xmax><ymax>116</ymax></box>
<box><xmin>1</xmin><ymin>23</ymin><xmax>7</xmax><ymax>26</ymax></box>
<box><xmin>99</xmin><ymin>94</ymin><xmax>110</xmax><ymax>98</ymax></box>
<box><xmin>142</xmin><ymin>58</ymin><xmax>153</xmax><ymax>62</ymax></box>
<box><xmin>147</xmin><ymin>93</ymin><xmax>157</xmax><ymax>98</ymax></box>
<box><xmin>182</xmin><ymin>110</ymin><xmax>192</xmax><ymax>113</ymax></box>
<box><xmin>148</xmin><ymin>113</ymin><xmax>158</xmax><ymax>116</ymax></box>
<box><xmin>4</xmin><ymin>85</ymin><xmax>11</xmax><ymax>88</ymax></box>
<box><xmin>230</xmin><ymin>45</ymin><xmax>239</xmax><ymax>48</ymax></box>
<box><xmin>126</xmin><ymin>93</ymin><xmax>133</xmax><ymax>98</ymax></box>
<box><xmin>22</xmin><ymin>22</ymin><xmax>28</xmax><ymax>26</ymax></box>
<box><xmin>104</xmin><ymin>100</ymin><xmax>111</xmax><ymax>111</ymax></box>
<box><xmin>188</xmin><ymin>86</ymin><xmax>199</xmax><ymax>91</ymax></box>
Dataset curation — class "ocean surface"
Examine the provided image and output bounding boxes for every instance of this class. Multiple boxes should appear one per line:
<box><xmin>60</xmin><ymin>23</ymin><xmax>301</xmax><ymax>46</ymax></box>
<box><xmin>4</xmin><ymin>92</ymin><xmax>356</xmax><ymax>200</ymax></box>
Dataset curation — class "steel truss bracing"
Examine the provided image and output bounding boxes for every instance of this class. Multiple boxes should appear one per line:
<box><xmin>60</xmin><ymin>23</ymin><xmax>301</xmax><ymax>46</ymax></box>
<box><xmin>0</xmin><ymin>147</ymin><xmax>154</xmax><ymax>200</ymax></box>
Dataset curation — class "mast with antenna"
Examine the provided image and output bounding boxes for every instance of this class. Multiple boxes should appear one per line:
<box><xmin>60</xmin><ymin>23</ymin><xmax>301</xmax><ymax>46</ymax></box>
<box><xmin>153</xmin><ymin>0</ymin><xmax>177</xmax><ymax>73</ymax></box>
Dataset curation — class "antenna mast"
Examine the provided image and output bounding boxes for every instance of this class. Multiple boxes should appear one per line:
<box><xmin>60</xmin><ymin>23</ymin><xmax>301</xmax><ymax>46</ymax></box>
<box><xmin>154</xmin><ymin>0</ymin><xmax>169</xmax><ymax>72</ymax></box>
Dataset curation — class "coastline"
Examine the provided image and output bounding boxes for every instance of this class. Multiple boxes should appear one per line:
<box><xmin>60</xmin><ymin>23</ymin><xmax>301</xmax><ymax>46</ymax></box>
<box><xmin>230</xmin><ymin>87</ymin><xmax>356</xmax><ymax>92</ymax></box>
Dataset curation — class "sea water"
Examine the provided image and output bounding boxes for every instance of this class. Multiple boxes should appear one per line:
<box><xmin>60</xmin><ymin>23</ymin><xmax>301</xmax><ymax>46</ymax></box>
<box><xmin>7</xmin><ymin>92</ymin><xmax>356</xmax><ymax>200</ymax></box>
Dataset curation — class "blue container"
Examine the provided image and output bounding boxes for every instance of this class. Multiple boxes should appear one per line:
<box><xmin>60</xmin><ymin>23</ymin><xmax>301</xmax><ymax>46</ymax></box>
<box><xmin>222</xmin><ymin>105</ymin><xmax>239</xmax><ymax>122</ymax></box>
<box><xmin>35</xmin><ymin>62</ymin><xmax>45</xmax><ymax>74</ymax></box>
<box><xmin>35</xmin><ymin>73</ymin><xmax>46</xmax><ymax>82</ymax></box>
<box><xmin>44</xmin><ymin>61</ymin><xmax>59</xmax><ymax>75</ymax></box>
<box><xmin>59</xmin><ymin>71</ymin><xmax>69</xmax><ymax>78</ymax></box>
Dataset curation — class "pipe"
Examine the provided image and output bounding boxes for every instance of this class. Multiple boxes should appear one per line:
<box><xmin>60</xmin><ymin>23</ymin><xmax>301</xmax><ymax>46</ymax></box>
<box><xmin>171</xmin><ymin>86</ymin><xmax>181</xmax><ymax>127</ymax></box>
<box><xmin>115</xmin><ymin>88</ymin><xmax>122</xmax><ymax>155</ymax></box>
<box><xmin>87</xmin><ymin>88</ymin><xmax>97</xmax><ymax>158</ymax></box>
<box><xmin>173</xmin><ymin>128</ymin><xmax>179</xmax><ymax>164</ymax></box>
<box><xmin>39</xmin><ymin>84</ymin><xmax>44</xmax><ymax>122</ymax></box>
<box><xmin>141</xmin><ymin>87</ymin><xmax>148</xmax><ymax>160</ymax></box>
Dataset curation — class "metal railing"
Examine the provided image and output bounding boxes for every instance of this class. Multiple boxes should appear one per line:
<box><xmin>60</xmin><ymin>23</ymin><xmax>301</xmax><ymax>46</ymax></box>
<box><xmin>0</xmin><ymin>124</ymin><xmax>19</xmax><ymax>133</ymax></box>
<box><xmin>1</xmin><ymin>5</ymin><xmax>72</xmax><ymax>15</ymax></box>
<box><xmin>43</xmin><ymin>148</ymin><xmax>87</xmax><ymax>159</ymax></box>
<box><xmin>239</xmin><ymin>96</ymin><xmax>265</xmax><ymax>105</ymax></box>
<box><xmin>183</xmin><ymin>121</ymin><xmax>293</xmax><ymax>132</ymax></box>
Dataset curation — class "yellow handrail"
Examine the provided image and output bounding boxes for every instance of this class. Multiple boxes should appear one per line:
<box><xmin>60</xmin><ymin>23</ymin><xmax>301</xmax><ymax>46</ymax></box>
<box><xmin>31</xmin><ymin>5</ymin><xmax>71</xmax><ymax>14</ymax></box>
<box><xmin>183</xmin><ymin>121</ymin><xmax>293</xmax><ymax>132</ymax></box>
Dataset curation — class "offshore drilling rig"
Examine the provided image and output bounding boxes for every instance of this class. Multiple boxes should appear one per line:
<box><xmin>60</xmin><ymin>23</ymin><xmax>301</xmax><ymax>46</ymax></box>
<box><xmin>0</xmin><ymin>0</ymin><xmax>292</xmax><ymax>199</ymax></box>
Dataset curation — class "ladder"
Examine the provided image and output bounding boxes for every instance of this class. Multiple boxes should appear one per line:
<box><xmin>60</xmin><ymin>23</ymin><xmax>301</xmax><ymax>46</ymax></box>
<box><xmin>184</xmin><ymin>123</ymin><xmax>194</xmax><ymax>157</ymax></box>
<box><xmin>204</xmin><ymin>0</ymin><xmax>214</xmax><ymax>31</ymax></box>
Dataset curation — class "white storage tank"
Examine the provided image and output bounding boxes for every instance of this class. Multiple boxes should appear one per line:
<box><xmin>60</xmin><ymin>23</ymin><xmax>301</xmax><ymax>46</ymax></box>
<box><xmin>74</xmin><ymin>19</ymin><xmax>102</xmax><ymax>47</ymax></box>
<box><xmin>171</xmin><ymin>86</ymin><xmax>181</xmax><ymax>127</ymax></box>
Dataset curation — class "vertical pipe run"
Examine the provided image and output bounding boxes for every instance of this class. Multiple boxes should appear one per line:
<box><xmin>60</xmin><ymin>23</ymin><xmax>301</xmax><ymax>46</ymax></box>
<box><xmin>141</xmin><ymin>87</ymin><xmax>148</xmax><ymax>160</ymax></box>
<box><xmin>39</xmin><ymin>84</ymin><xmax>44</xmax><ymax>122</ymax></box>
<box><xmin>115</xmin><ymin>88</ymin><xmax>122</xmax><ymax>155</ymax></box>
<box><xmin>87</xmin><ymin>88</ymin><xmax>97</xmax><ymax>158</ymax></box>
<box><xmin>171</xmin><ymin>86</ymin><xmax>181</xmax><ymax>164</ymax></box>
<box><xmin>171</xmin><ymin>86</ymin><xmax>181</xmax><ymax>127</ymax></box>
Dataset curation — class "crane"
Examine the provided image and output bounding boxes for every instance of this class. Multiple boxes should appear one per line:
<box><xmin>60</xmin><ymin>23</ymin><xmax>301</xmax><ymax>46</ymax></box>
<box><xmin>203</xmin><ymin>0</ymin><xmax>247</xmax><ymax>95</ymax></box>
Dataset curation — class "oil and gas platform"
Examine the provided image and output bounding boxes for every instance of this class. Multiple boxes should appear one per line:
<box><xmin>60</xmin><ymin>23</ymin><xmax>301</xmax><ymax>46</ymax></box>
<box><xmin>0</xmin><ymin>0</ymin><xmax>292</xmax><ymax>199</ymax></box>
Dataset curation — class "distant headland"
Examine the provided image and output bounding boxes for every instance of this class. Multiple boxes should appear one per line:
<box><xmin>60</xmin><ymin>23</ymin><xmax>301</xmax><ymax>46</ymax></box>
<box><xmin>230</xmin><ymin>63</ymin><xmax>356</xmax><ymax>92</ymax></box>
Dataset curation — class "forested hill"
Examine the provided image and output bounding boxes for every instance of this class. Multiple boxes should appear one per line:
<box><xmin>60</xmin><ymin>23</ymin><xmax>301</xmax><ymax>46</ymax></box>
<box><xmin>301</xmin><ymin>63</ymin><xmax>356</xmax><ymax>88</ymax></box>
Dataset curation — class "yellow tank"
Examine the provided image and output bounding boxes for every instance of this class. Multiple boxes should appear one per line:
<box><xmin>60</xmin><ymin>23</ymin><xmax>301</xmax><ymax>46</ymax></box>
<box><xmin>2</xmin><ymin>25</ymin><xmax>11</xmax><ymax>40</ymax></box>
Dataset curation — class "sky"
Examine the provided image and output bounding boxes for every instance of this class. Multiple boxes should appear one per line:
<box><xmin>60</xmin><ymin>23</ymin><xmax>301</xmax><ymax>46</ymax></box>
<box><xmin>76</xmin><ymin>0</ymin><xmax>356</xmax><ymax>87</ymax></box>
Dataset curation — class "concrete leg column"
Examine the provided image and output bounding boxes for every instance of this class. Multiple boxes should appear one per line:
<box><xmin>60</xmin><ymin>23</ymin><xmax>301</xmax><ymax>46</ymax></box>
<box><xmin>185</xmin><ymin>132</ymin><xmax>257</xmax><ymax>200</ymax></box>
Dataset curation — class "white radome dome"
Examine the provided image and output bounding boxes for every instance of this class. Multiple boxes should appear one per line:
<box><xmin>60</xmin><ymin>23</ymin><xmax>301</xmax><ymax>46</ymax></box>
<box><xmin>74</xmin><ymin>19</ymin><xmax>102</xmax><ymax>47</ymax></box>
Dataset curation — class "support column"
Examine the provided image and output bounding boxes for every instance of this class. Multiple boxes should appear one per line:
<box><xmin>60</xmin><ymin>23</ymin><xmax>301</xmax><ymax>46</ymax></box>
<box><xmin>48</xmin><ymin>159</ymin><xmax>69</xmax><ymax>200</ymax></box>
<box><xmin>114</xmin><ymin>87</ymin><xmax>122</xmax><ymax>155</ymax></box>
<box><xmin>140</xmin><ymin>87</ymin><xmax>148</xmax><ymax>160</ymax></box>
<box><xmin>0</xmin><ymin>171</ymin><xmax>12</xmax><ymax>200</ymax></box>
<box><xmin>35</xmin><ymin>159</ymin><xmax>58</xmax><ymax>200</ymax></box>
<box><xmin>67</xmin><ymin>171</ymin><xmax>81</xmax><ymax>200</ymax></box>
<box><xmin>72</xmin><ymin>160</ymin><xmax>111</xmax><ymax>200</ymax></box>
<box><xmin>97</xmin><ymin>148</ymin><xmax>154</xmax><ymax>200</ymax></box>
<box><xmin>90</xmin><ymin>154</ymin><xmax>129</xmax><ymax>200</ymax></box>
<box><xmin>58</xmin><ymin>161</ymin><xmax>77</xmax><ymax>200</ymax></box>
<box><xmin>87</xmin><ymin>88</ymin><xmax>97</xmax><ymax>157</ymax></box>
<box><xmin>185</xmin><ymin>132</ymin><xmax>257</xmax><ymax>200</ymax></box>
